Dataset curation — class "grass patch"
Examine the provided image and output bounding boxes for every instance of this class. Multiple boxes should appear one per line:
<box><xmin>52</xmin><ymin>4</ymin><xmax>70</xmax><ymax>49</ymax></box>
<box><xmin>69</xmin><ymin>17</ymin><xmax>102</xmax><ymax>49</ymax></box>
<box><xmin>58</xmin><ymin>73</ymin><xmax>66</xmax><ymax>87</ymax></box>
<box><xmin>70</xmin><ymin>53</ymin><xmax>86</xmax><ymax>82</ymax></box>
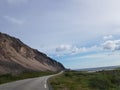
<box><xmin>0</xmin><ymin>71</ymin><xmax>56</xmax><ymax>84</ymax></box>
<box><xmin>50</xmin><ymin>70</ymin><xmax>120</xmax><ymax>90</ymax></box>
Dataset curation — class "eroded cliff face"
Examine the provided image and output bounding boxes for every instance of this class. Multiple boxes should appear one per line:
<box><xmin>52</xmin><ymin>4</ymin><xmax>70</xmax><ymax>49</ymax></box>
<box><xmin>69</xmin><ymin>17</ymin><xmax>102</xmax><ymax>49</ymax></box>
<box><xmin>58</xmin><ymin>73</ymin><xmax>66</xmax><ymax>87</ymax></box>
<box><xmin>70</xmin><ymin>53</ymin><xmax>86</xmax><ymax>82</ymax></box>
<box><xmin>0</xmin><ymin>32</ymin><xmax>65</xmax><ymax>74</ymax></box>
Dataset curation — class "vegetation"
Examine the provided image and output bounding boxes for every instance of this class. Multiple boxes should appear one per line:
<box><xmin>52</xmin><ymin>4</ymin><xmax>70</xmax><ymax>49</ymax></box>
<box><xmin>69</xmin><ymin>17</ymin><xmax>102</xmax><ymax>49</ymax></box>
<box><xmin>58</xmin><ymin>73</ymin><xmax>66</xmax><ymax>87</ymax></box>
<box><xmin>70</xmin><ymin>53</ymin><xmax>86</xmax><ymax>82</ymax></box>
<box><xmin>0</xmin><ymin>71</ymin><xmax>55</xmax><ymax>84</ymax></box>
<box><xmin>50</xmin><ymin>70</ymin><xmax>120</xmax><ymax>90</ymax></box>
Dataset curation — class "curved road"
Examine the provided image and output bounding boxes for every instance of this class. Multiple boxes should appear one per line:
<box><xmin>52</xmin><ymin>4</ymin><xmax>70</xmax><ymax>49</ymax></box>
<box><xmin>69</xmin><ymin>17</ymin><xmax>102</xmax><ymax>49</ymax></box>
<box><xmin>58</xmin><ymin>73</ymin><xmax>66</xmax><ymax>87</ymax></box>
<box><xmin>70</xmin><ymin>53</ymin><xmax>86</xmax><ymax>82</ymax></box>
<box><xmin>0</xmin><ymin>71</ymin><xmax>63</xmax><ymax>90</ymax></box>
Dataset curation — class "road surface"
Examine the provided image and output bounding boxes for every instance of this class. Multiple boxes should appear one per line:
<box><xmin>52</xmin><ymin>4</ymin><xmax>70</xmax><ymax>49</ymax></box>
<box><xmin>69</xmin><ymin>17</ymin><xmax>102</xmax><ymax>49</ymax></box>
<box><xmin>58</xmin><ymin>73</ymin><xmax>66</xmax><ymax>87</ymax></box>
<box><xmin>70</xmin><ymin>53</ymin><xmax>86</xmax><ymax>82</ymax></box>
<box><xmin>0</xmin><ymin>71</ymin><xmax>63</xmax><ymax>90</ymax></box>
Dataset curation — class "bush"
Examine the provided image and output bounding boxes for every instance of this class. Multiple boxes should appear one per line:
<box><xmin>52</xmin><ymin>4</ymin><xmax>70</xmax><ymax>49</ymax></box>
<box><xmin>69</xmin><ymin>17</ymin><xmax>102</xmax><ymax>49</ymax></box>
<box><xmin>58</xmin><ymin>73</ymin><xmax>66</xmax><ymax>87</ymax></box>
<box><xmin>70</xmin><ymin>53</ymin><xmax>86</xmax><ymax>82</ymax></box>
<box><xmin>89</xmin><ymin>76</ymin><xmax>113</xmax><ymax>90</ymax></box>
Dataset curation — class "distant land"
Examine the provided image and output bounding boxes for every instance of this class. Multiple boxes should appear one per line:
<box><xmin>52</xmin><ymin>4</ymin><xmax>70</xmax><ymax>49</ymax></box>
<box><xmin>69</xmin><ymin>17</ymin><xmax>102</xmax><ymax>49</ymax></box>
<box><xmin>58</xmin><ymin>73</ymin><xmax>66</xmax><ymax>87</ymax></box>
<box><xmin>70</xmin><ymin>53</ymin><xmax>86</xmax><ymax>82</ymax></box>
<box><xmin>76</xmin><ymin>65</ymin><xmax>120</xmax><ymax>72</ymax></box>
<box><xmin>0</xmin><ymin>32</ymin><xmax>65</xmax><ymax>75</ymax></box>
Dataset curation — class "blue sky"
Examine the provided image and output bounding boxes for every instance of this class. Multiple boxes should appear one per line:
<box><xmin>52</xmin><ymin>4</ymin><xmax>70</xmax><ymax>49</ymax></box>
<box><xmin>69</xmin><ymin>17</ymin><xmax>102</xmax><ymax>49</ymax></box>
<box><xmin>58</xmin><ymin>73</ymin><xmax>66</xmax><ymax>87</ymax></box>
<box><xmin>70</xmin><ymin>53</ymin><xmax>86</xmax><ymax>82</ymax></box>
<box><xmin>0</xmin><ymin>0</ymin><xmax>120</xmax><ymax>69</ymax></box>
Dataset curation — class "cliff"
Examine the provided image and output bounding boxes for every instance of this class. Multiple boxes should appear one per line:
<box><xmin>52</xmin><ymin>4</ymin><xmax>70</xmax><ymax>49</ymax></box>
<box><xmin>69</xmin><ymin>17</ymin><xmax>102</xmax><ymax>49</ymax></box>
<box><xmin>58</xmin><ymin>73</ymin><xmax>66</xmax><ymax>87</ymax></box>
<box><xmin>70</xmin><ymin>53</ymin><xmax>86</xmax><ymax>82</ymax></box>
<box><xmin>0</xmin><ymin>32</ymin><xmax>65</xmax><ymax>74</ymax></box>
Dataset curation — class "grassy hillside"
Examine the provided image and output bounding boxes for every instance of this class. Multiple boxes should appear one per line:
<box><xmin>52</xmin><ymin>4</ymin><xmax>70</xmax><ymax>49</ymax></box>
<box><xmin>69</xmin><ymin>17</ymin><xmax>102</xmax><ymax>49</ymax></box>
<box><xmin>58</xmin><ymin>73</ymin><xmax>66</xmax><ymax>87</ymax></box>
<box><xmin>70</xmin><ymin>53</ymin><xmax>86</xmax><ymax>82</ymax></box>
<box><xmin>50</xmin><ymin>70</ymin><xmax>120</xmax><ymax>90</ymax></box>
<box><xmin>0</xmin><ymin>71</ymin><xmax>55</xmax><ymax>84</ymax></box>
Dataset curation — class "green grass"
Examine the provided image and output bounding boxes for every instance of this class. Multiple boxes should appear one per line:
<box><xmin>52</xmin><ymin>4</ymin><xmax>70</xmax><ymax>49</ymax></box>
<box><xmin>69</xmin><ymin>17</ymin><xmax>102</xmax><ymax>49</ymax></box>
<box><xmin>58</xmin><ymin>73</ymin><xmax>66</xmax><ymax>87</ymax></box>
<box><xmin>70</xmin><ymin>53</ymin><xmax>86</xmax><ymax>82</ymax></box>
<box><xmin>50</xmin><ymin>70</ymin><xmax>120</xmax><ymax>90</ymax></box>
<box><xmin>0</xmin><ymin>71</ymin><xmax>56</xmax><ymax>84</ymax></box>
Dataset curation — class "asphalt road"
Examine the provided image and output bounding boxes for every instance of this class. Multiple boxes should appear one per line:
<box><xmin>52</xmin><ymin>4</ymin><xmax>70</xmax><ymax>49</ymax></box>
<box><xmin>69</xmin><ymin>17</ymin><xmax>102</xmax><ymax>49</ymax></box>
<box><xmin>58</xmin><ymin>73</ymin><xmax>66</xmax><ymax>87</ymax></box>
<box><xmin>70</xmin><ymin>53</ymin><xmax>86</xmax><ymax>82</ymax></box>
<box><xmin>0</xmin><ymin>71</ymin><xmax>63</xmax><ymax>90</ymax></box>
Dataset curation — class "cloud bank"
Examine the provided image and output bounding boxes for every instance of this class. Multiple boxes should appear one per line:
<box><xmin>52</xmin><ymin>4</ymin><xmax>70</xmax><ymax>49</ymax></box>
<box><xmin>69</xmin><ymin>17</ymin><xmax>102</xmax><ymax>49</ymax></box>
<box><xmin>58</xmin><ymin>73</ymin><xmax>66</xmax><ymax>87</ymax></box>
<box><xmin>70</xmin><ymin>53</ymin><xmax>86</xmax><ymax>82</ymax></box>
<box><xmin>103</xmin><ymin>40</ymin><xmax>120</xmax><ymax>51</ymax></box>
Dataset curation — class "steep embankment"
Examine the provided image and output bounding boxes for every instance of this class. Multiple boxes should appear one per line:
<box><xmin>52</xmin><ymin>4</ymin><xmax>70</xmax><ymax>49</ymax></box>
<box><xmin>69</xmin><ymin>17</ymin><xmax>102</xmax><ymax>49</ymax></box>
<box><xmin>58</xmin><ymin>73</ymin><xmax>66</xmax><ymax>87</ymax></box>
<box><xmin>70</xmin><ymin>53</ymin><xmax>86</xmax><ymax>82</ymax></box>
<box><xmin>0</xmin><ymin>32</ymin><xmax>65</xmax><ymax>74</ymax></box>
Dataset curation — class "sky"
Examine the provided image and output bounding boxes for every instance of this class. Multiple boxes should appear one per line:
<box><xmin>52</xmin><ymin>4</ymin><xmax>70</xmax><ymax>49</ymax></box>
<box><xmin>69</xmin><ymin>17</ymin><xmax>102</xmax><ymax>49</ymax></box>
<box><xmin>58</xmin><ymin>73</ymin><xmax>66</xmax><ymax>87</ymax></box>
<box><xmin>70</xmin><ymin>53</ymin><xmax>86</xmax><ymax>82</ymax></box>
<box><xmin>0</xmin><ymin>0</ymin><xmax>120</xmax><ymax>69</ymax></box>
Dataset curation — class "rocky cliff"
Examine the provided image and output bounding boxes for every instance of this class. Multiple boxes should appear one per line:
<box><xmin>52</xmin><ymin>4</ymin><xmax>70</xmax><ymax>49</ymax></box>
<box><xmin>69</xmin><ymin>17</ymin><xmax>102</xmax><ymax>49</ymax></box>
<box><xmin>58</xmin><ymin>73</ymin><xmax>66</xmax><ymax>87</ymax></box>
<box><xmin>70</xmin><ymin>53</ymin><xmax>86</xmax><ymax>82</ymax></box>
<box><xmin>0</xmin><ymin>32</ymin><xmax>65</xmax><ymax>74</ymax></box>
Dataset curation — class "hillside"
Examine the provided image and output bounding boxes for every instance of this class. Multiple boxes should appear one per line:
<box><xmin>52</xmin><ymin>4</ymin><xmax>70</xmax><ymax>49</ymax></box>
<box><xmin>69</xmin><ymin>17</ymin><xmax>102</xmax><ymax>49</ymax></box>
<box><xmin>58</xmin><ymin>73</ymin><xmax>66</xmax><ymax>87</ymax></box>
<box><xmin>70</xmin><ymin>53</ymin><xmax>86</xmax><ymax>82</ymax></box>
<box><xmin>0</xmin><ymin>32</ymin><xmax>65</xmax><ymax>74</ymax></box>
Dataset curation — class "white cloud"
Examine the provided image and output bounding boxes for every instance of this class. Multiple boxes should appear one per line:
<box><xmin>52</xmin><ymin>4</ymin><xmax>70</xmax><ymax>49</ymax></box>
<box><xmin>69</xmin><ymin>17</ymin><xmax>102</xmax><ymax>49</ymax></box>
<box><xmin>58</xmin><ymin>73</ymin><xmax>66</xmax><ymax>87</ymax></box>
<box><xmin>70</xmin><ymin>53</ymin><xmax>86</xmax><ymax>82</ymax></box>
<box><xmin>55</xmin><ymin>44</ymin><xmax>101</xmax><ymax>57</ymax></box>
<box><xmin>102</xmin><ymin>40</ymin><xmax>120</xmax><ymax>51</ymax></box>
<box><xmin>7</xmin><ymin>0</ymin><xmax>28</xmax><ymax>4</ymax></box>
<box><xmin>55</xmin><ymin>44</ymin><xmax>87</xmax><ymax>54</ymax></box>
<box><xmin>71</xmin><ymin>47</ymin><xmax>87</xmax><ymax>54</ymax></box>
<box><xmin>3</xmin><ymin>16</ymin><xmax>25</xmax><ymax>25</ymax></box>
<box><xmin>55</xmin><ymin>44</ymin><xmax>72</xmax><ymax>52</ymax></box>
<box><xmin>54</xmin><ymin>39</ymin><xmax>120</xmax><ymax>57</ymax></box>
<box><xmin>103</xmin><ymin>35</ymin><xmax>113</xmax><ymax>40</ymax></box>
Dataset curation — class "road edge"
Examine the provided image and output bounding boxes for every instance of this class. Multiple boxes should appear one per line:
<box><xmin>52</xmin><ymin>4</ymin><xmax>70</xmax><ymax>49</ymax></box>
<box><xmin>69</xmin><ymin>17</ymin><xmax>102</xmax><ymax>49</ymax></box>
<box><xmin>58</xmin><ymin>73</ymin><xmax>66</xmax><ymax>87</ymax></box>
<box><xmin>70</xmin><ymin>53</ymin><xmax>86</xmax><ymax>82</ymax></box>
<box><xmin>47</xmin><ymin>71</ymin><xmax>64</xmax><ymax>90</ymax></box>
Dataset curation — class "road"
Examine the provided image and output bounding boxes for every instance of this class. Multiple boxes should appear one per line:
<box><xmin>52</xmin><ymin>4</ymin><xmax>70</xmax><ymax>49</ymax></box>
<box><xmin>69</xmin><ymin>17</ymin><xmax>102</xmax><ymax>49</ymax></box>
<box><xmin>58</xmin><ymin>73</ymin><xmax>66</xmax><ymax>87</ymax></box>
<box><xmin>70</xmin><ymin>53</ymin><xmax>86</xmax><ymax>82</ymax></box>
<box><xmin>0</xmin><ymin>71</ymin><xmax>63</xmax><ymax>90</ymax></box>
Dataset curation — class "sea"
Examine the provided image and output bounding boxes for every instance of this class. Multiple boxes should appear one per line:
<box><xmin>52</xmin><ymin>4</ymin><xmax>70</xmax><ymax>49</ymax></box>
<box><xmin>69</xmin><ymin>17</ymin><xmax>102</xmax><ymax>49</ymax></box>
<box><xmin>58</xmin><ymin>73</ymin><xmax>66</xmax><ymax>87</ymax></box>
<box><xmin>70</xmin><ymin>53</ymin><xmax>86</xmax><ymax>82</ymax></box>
<box><xmin>76</xmin><ymin>65</ymin><xmax>120</xmax><ymax>72</ymax></box>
